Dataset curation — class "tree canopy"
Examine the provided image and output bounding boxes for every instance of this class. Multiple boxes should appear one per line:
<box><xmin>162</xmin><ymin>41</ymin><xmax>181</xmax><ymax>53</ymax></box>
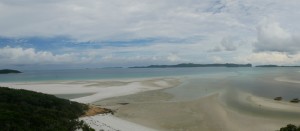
<box><xmin>0</xmin><ymin>69</ymin><xmax>22</xmax><ymax>74</ymax></box>
<box><xmin>0</xmin><ymin>87</ymin><xmax>94</xmax><ymax>131</ymax></box>
<box><xmin>279</xmin><ymin>124</ymin><xmax>300</xmax><ymax>131</ymax></box>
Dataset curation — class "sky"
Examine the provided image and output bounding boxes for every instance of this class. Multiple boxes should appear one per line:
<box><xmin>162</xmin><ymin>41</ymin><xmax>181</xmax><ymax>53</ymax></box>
<box><xmin>1</xmin><ymin>0</ymin><xmax>300</xmax><ymax>69</ymax></box>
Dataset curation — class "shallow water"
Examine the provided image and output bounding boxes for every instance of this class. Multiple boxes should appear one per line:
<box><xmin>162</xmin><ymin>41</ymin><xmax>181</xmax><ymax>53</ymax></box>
<box><xmin>92</xmin><ymin>67</ymin><xmax>300</xmax><ymax>131</ymax></box>
<box><xmin>2</xmin><ymin>67</ymin><xmax>300</xmax><ymax>102</ymax></box>
<box><xmin>0</xmin><ymin>67</ymin><xmax>238</xmax><ymax>82</ymax></box>
<box><xmin>54</xmin><ymin>93</ymin><xmax>95</xmax><ymax>99</ymax></box>
<box><xmin>2</xmin><ymin>67</ymin><xmax>300</xmax><ymax>130</ymax></box>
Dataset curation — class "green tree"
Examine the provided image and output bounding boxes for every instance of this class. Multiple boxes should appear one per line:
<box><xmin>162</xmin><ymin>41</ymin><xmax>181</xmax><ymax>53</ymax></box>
<box><xmin>279</xmin><ymin>124</ymin><xmax>300</xmax><ymax>131</ymax></box>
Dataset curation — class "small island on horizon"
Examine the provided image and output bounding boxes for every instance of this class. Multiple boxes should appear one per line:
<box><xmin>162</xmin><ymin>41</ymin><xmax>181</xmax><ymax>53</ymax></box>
<box><xmin>0</xmin><ymin>69</ymin><xmax>22</xmax><ymax>74</ymax></box>
<box><xmin>130</xmin><ymin>63</ymin><xmax>252</xmax><ymax>68</ymax></box>
<box><xmin>255</xmin><ymin>65</ymin><xmax>300</xmax><ymax>67</ymax></box>
<box><xmin>129</xmin><ymin>63</ymin><xmax>300</xmax><ymax>68</ymax></box>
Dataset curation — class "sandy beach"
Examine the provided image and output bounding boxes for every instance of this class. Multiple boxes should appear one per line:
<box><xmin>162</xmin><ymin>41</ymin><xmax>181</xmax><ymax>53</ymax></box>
<box><xmin>95</xmin><ymin>86</ymin><xmax>300</xmax><ymax>131</ymax></box>
<box><xmin>1</xmin><ymin>78</ymin><xmax>181</xmax><ymax>103</ymax></box>
<box><xmin>275</xmin><ymin>76</ymin><xmax>300</xmax><ymax>84</ymax></box>
<box><xmin>2</xmin><ymin>76</ymin><xmax>300</xmax><ymax>131</ymax></box>
<box><xmin>1</xmin><ymin>77</ymin><xmax>181</xmax><ymax>131</ymax></box>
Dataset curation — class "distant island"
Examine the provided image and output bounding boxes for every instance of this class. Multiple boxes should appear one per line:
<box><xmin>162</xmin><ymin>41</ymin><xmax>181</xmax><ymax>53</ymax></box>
<box><xmin>0</xmin><ymin>69</ymin><xmax>22</xmax><ymax>74</ymax></box>
<box><xmin>130</xmin><ymin>63</ymin><xmax>252</xmax><ymax>68</ymax></box>
<box><xmin>256</xmin><ymin>65</ymin><xmax>300</xmax><ymax>67</ymax></box>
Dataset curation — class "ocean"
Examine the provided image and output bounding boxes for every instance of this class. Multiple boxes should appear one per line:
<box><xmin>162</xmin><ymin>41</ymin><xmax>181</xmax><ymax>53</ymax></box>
<box><xmin>0</xmin><ymin>67</ymin><xmax>255</xmax><ymax>82</ymax></box>
<box><xmin>1</xmin><ymin>67</ymin><xmax>300</xmax><ymax>99</ymax></box>
<box><xmin>2</xmin><ymin>67</ymin><xmax>300</xmax><ymax>130</ymax></box>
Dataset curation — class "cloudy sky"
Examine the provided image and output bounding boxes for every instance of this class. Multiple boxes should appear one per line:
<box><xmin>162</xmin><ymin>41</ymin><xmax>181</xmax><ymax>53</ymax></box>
<box><xmin>1</xmin><ymin>0</ymin><xmax>300</xmax><ymax>69</ymax></box>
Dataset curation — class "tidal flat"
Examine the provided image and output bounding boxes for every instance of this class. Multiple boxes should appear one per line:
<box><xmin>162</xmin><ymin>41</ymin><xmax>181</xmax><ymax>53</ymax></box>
<box><xmin>95</xmin><ymin>72</ymin><xmax>300</xmax><ymax>131</ymax></box>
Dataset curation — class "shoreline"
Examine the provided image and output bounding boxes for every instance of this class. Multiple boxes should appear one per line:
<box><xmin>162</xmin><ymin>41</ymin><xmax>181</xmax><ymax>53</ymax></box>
<box><xmin>275</xmin><ymin>76</ymin><xmax>300</xmax><ymax>84</ymax></box>
<box><xmin>95</xmin><ymin>88</ymin><xmax>300</xmax><ymax>131</ymax></box>
<box><xmin>0</xmin><ymin>77</ymin><xmax>182</xmax><ymax>131</ymax></box>
<box><xmin>0</xmin><ymin>77</ymin><xmax>181</xmax><ymax>103</ymax></box>
<box><xmin>2</xmin><ymin>76</ymin><xmax>300</xmax><ymax>131</ymax></box>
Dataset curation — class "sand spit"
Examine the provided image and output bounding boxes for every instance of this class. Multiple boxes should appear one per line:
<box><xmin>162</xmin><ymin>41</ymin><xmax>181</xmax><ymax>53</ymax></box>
<box><xmin>80</xmin><ymin>114</ymin><xmax>157</xmax><ymax>131</ymax></box>
<box><xmin>1</xmin><ymin>78</ymin><xmax>181</xmax><ymax>103</ymax></box>
<box><xmin>82</xmin><ymin>105</ymin><xmax>114</xmax><ymax>117</ymax></box>
<box><xmin>275</xmin><ymin>76</ymin><xmax>300</xmax><ymax>84</ymax></box>
<box><xmin>4</xmin><ymin>76</ymin><xmax>300</xmax><ymax>131</ymax></box>
<box><xmin>1</xmin><ymin>78</ymin><xmax>181</xmax><ymax>131</ymax></box>
<box><xmin>247</xmin><ymin>94</ymin><xmax>300</xmax><ymax>113</ymax></box>
<box><xmin>95</xmin><ymin>89</ymin><xmax>300</xmax><ymax>131</ymax></box>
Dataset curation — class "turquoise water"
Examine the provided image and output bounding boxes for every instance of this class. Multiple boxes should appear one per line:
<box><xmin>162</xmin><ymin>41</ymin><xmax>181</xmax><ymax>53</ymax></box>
<box><xmin>0</xmin><ymin>67</ymin><xmax>257</xmax><ymax>82</ymax></box>
<box><xmin>1</xmin><ymin>67</ymin><xmax>300</xmax><ymax>100</ymax></box>
<box><xmin>160</xmin><ymin>67</ymin><xmax>300</xmax><ymax>101</ymax></box>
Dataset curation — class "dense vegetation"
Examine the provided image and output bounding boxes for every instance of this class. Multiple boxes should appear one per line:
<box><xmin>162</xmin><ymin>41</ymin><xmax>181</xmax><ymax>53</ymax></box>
<box><xmin>279</xmin><ymin>124</ymin><xmax>300</xmax><ymax>131</ymax></box>
<box><xmin>256</xmin><ymin>65</ymin><xmax>300</xmax><ymax>67</ymax></box>
<box><xmin>130</xmin><ymin>63</ymin><xmax>252</xmax><ymax>68</ymax></box>
<box><xmin>0</xmin><ymin>69</ymin><xmax>22</xmax><ymax>74</ymax></box>
<box><xmin>0</xmin><ymin>87</ymin><xmax>94</xmax><ymax>131</ymax></box>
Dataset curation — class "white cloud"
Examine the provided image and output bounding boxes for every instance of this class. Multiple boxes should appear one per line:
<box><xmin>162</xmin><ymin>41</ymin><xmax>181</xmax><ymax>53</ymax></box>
<box><xmin>1</xmin><ymin>0</ymin><xmax>300</xmax><ymax>67</ymax></box>
<box><xmin>211</xmin><ymin>56</ymin><xmax>223</xmax><ymax>63</ymax></box>
<box><xmin>210</xmin><ymin>46</ymin><xmax>223</xmax><ymax>52</ymax></box>
<box><xmin>253</xmin><ymin>18</ymin><xmax>300</xmax><ymax>54</ymax></box>
<box><xmin>166</xmin><ymin>52</ymin><xmax>182</xmax><ymax>62</ymax></box>
<box><xmin>235</xmin><ymin>52</ymin><xmax>300</xmax><ymax>65</ymax></box>
<box><xmin>0</xmin><ymin>46</ymin><xmax>76</xmax><ymax>64</ymax></box>
<box><xmin>221</xmin><ymin>37</ymin><xmax>237</xmax><ymax>51</ymax></box>
<box><xmin>0</xmin><ymin>44</ymin><xmax>188</xmax><ymax>67</ymax></box>
<box><xmin>208</xmin><ymin>37</ymin><xmax>239</xmax><ymax>52</ymax></box>
<box><xmin>0</xmin><ymin>0</ymin><xmax>254</xmax><ymax>42</ymax></box>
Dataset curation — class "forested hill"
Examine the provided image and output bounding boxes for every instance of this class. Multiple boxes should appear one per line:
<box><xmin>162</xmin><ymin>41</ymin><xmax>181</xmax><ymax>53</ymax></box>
<box><xmin>0</xmin><ymin>69</ymin><xmax>22</xmax><ymax>74</ymax></box>
<box><xmin>130</xmin><ymin>63</ymin><xmax>252</xmax><ymax>68</ymax></box>
<box><xmin>0</xmin><ymin>87</ymin><xmax>94</xmax><ymax>131</ymax></box>
<box><xmin>256</xmin><ymin>65</ymin><xmax>300</xmax><ymax>67</ymax></box>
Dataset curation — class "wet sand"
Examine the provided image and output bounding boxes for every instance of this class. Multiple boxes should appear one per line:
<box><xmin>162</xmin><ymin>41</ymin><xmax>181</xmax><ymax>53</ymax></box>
<box><xmin>1</xmin><ymin>77</ymin><xmax>182</xmax><ymax>131</ymax></box>
<box><xmin>1</xmin><ymin>77</ymin><xmax>181</xmax><ymax>103</ymax></box>
<box><xmin>3</xmin><ymin>75</ymin><xmax>300</xmax><ymax>131</ymax></box>
<box><xmin>54</xmin><ymin>93</ymin><xmax>95</xmax><ymax>99</ymax></box>
<box><xmin>95</xmin><ymin>86</ymin><xmax>300</xmax><ymax>131</ymax></box>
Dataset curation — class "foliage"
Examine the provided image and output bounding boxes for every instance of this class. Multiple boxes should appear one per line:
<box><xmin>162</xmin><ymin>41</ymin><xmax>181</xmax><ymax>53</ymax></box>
<box><xmin>130</xmin><ymin>63</ymin><xmax>252</xmax><ymax>68</ymax></box>
<box><xmin>0</xmin><ymin>87</ymin><xmax>94</xmax><ymax>131</ymax></box>
<box><xmin>279</xmin><ymin>124</ymin><xmax>300</xmax><ymax>131</ymax></box>
<box><xmin>0</xmin><ymin>69</ymin><xmax>22</xmax><ymax>74</ymax></box>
